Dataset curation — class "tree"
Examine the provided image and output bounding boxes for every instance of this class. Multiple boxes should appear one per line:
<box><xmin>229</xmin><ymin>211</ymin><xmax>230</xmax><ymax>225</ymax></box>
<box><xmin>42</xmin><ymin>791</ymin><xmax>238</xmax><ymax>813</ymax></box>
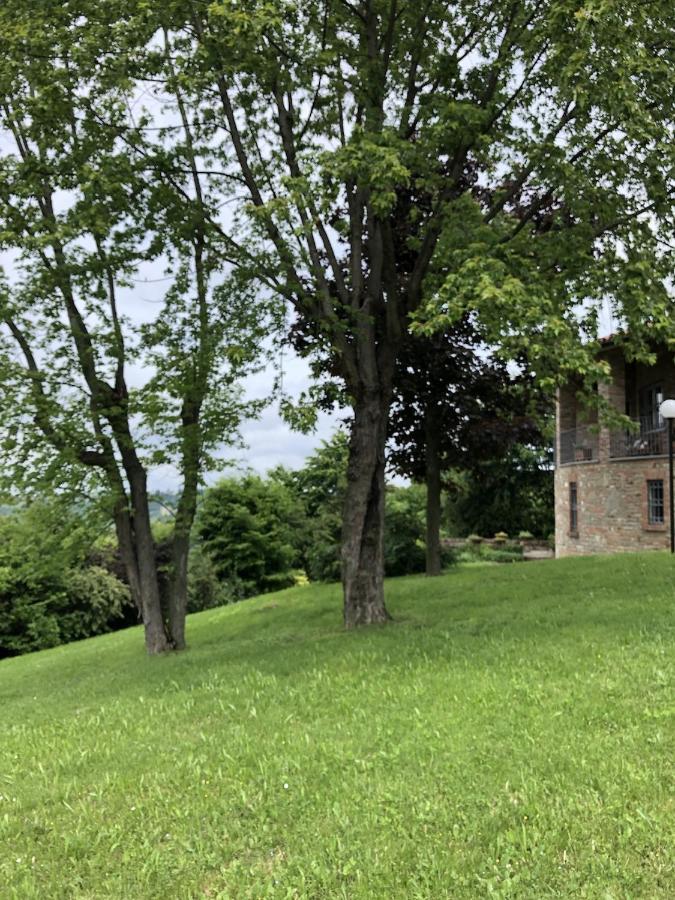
<box><xmin>388</xmin><ymin>319</ymin><xmax>549</xmax><ymax>574</ymax></box>
<box><xmin>163</xmin><ymin>0</ymin><xmax>675</xmax><ymax>626</ymax></box>
<box><xmin>0</xmin><ymin>1</ymin><xmax>266</xmax><ymax>653</ymax></box>
<box><xmin>271</xmin><ymin>430</ymin><xmax>350</xmax><ymax>583</ymax></box>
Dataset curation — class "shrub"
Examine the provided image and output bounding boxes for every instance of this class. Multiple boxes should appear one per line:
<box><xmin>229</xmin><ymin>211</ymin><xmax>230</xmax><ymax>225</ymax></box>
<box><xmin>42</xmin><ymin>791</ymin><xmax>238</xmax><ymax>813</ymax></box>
<box><xmin>0</xmin><ymin>564</ymin><xmax>63</xmax><ymax>657</ymax></box>
<box><xmin>448</xmin><ymin>444</ymin><xmax>554</xmax><ymax>538</ymax></box>
<box><xmin>197</xmin><ymin>474</ymin><xmax>302</xmax><ymax>598</ymax></box>
<box><xmin>0</xmin><ymin>562</ymin><xmax>132</xmax><ymax>658</ymax></box>
<box><xmin>0</xmin><ymin>505</ymin><xmax>132</xmax><ymax>657</ymax></box>
<box><xmin>59</xmin><ymin>567</ymin><xmax>131</xmax><ymax>644</ymax></box>
<box><xmin>482</xmin><ymin>547</ymin><xmax>523</xmax><ymax>563</ymax></box>
<box><xmin>304</xmin><ymin>514</ymin><xmax>342</xmax><ymax>583</ymax></box>
<box><xmin>271</xmin><ymin>431</ymin><xmax>348</xmax><ymax>583</ymax></box>
<box><xmin>187</xmin><ymin>547</ymin><xmax>232</xmax><ymax>612</ymax></box>
<box><xmin>384</xmin><ymin>485</ymin><xmax>426</xmax><ymax>577</ymax></box>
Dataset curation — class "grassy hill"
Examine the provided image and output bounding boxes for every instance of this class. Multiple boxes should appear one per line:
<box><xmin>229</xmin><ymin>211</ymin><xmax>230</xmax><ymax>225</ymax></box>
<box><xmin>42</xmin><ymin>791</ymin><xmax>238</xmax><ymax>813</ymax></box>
<box><xmin>1</xmin><ymin>554</ymin><xmax>673</xmax><ymax>899</ymax></box>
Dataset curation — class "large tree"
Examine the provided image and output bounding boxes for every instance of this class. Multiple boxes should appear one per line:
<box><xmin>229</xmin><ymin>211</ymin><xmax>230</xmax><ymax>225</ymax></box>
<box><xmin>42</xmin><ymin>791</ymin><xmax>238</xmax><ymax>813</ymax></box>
<box><xmin>167</xmin><ymin>0</ymin><xmax>674</xmax><ymax>626</ymax></box>
<box><xmin>0</xmin><ymin>1</ymin><xmax>266</xmax><ymax>653</ymax></box>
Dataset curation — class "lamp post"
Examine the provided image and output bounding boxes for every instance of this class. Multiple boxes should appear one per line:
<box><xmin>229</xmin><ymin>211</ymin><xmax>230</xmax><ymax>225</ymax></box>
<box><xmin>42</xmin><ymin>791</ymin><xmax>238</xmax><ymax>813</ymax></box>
<box><xmin>658</xmin><ymin>399</ymin><xmax>675</xmax><ymax>553</ymax></box>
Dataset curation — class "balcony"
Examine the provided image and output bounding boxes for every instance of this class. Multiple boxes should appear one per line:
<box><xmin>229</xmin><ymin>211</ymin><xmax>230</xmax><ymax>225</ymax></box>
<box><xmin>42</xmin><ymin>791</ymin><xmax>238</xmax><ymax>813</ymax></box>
<box><xmin>609</xmin><ymin>416</ymin><xmax>669</xmax><ymax>459</ymax></box>
<box><xmin>558</xmin><ymin>425</ymin><xmax>599</xmax><ymax>465</ymax></box>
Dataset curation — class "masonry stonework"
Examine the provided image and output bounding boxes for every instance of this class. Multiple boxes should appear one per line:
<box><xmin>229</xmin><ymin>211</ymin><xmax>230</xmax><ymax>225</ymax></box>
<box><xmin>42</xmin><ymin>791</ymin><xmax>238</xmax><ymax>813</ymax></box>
<box><xmin>554</xmin><ymin>458</ymin><xmax>670</xmax><ymax>556</ymax></box>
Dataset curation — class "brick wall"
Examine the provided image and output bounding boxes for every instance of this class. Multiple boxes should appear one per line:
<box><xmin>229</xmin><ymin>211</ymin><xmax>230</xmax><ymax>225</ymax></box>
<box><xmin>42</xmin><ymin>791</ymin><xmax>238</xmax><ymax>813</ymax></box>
<box><xmin>555</xmin><ymin>342</ymin><xmax>675</xmax><ymax>556</ymax></box>
<box><xmin>555</xmin><ymin>458</ymin><xmax>670</xmax><ymax>556</ymax></box>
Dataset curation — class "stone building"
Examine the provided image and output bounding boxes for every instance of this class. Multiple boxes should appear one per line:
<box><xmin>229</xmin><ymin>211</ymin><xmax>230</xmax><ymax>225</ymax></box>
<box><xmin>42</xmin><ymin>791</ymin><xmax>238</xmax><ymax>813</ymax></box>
<box><xmin>555</xmin><ymin>339</ymin><xmax>675</xmax><ymax>556</ymax></box>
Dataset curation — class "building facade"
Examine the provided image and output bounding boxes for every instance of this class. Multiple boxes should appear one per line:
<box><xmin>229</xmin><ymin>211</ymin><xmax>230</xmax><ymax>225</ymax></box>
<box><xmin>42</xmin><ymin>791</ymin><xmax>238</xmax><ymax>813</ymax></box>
<box><xmin>555</xmin><ymin>341</ymin><xmax>675</xmax><ymax>556</ymax></box>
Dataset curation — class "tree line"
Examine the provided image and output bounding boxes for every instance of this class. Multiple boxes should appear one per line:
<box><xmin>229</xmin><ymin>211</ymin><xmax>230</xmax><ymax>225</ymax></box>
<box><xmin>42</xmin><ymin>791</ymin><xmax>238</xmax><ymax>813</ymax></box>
<box><xmin>0</xmin><ymin>0</ymin><xmax>673</xmax><ymax>652</ymax></box>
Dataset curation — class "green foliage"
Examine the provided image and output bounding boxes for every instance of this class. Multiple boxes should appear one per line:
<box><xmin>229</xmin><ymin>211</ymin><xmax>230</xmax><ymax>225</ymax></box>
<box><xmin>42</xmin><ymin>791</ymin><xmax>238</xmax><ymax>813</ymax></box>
<box><xmin>448</xmin><ymin>445</ymin><xmax>554</xmax><ymax>539</ymax></box>
<box><xmin>186</xmin><ymin>546</ymin><xmax>232</xmax><ymax>613</ymax></box>
<box><xmin>197</xmin><ymin>474</ymin><xmax>302</xmax><ymax>598</ymax></box>
<box><xmin>0</xmin><ymin>504</ymin><xmax>131</xmax><ymax>657</ymax></box>
<box><xmin>276</xmin><ymin>434</ymin><xmax>451</xmax><ymax>581</ymax></box>
<box><xmin>58</xmin><ymin>567</ymin><xmax>131</xmax><ymax>644</ymax></box>
<box><xmin>271</xmin><ymin>431</ymin><xmax>349</xmax><ymax>583</ymax></box>
<box><xmin>1</xmin><ymin>555</ymin><xmax>673</xmax><ymax>896</ymax></box>
<box><xmin>0</xmin><ymin>565</ymin><xmax>63</xmax><ymax>657</ymax></box>
<box><xmin>196</xmin><ymin>435</ymin><xmax>450</xmax><ymax>588</ymax></box>
<box><xmin>457</xmin><ymin>542</ymin><xmax>524</xmax><ymax>565</ymax></box>
<box><xmin>383</xmin><ymin>485</ymin><xmax>427</xmax><ymax>577</ymax></box>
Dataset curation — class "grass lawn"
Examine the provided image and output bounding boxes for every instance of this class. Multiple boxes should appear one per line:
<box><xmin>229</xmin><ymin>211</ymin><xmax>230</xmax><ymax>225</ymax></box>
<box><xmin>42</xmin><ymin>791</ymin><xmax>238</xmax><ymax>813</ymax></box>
<box><xmin>1</xmin><ymin>554</ymin><xmax>673</xmax><ymax>898</ymax></box>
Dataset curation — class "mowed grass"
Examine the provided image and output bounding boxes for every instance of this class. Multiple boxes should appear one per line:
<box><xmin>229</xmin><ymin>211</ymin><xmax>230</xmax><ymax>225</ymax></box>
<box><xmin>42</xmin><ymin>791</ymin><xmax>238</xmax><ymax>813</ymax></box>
<box><xmin>1</xmin><ymin>555</ymin><xmax>674</xmax><ymax>899</ymax></box>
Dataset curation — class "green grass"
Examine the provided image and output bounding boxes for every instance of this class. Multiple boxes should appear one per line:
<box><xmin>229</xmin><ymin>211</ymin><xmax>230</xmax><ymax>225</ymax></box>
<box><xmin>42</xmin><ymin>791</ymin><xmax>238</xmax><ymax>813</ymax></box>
<box><xmin>1</xmin><ymin>554</ymin><xmax>674</xmax><ymax>899</ymax></box>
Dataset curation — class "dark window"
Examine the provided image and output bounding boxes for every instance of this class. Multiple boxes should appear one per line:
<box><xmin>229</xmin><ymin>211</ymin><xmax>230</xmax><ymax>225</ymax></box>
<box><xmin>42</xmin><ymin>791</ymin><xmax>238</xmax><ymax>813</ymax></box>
<box><xmin>647</xmin><ymin>480</ymin><xmax>665</xmax><ymax>525</ymax></box>
<box><xmin>569</xmin><ymin>482</ymin><xmax>578</xmax><ymax>533</ymax></box>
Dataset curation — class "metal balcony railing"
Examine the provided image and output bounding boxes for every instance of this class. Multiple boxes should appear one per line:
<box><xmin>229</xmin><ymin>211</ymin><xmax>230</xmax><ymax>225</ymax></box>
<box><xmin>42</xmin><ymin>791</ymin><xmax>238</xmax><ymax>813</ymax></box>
<box><xmin>609</xmin><ymin>415</ymin><xmax>669</xmax><ymax>458</ymax></box>
<box><xmin>558</xmin><ymin>425</ymin><xmax>599</xmax><ymax>465</ymax></box>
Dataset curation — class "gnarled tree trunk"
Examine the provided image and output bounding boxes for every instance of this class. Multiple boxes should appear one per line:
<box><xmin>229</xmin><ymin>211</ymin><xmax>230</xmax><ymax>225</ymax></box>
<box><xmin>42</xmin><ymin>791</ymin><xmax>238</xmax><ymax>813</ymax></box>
<box><xmin>342</xmin><ymin>390</ymin><xmax>393</xmax><ymax>627</ymax></box>
<box><xmin>113</xmin><ymin>471</ymin><xmax>170</xmax><ymax>656</ymax></box>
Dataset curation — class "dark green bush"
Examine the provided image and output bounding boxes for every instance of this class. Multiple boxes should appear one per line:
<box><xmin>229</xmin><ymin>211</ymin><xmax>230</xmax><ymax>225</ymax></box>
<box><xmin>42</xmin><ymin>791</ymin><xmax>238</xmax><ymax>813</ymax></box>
<box><xmin>270</xmin><ymin>431</ymin><xmax>348</xmax><ymax>583</ymax></box>
<box><xmin>447</xmin><ymin>445</ymin><xmax>553</xmax><ymax>538</ymax></box>
<box><xmin>187</xmin><ymin>547</ymin><xmax>233</xmax><ymax>612</ymax></box>
<box><xmin>58</xmin><ymin>567</ymin><xmax>131</xmax><ymax>644</ymax></box>
<box><xmin>458</xmin><ymin>541</ymin><xmax>524</xmax><ymax>564</ymax></box>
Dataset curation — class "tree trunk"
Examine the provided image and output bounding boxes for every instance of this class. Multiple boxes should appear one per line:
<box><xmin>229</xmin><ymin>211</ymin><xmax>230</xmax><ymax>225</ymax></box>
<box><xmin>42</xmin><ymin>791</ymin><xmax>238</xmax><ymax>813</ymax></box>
<box><xmin>425</xmin><ymin>407</ymin><xmax>442</xmax><ymax>576</ymax></box>
<box><xmin>120</xmin><ymin>465</ymin><xmax>171</xmax><ymax>655</ymax></box>
<box><xmin>167</xmin><ymin>401</ymin><xmax>203</xmax><ymax>650</ymax></box>
<box><xmin>168</xmin><ymin>481</ymin><xmax>199</xmax><ymax>651</ymax></box>
<box><xmin>168</xmin><ymin>529</ymin><xmax>189</xmax><ymax>651</ymax></box>
<box><xmin>342</xmin><ymin>391</ymin><xmax>392</xmax><ymax>627</ymax></box>
<box><xmin>113</xmin><ymin>501</ymin><xmax>142</xmax><ymax>614</ymax></box>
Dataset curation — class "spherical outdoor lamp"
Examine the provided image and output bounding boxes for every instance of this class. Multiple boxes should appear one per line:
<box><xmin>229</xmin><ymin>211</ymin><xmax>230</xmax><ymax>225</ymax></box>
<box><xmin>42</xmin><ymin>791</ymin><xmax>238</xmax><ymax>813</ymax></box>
<box><xmin>658</xmin><ymin>399</ymin><xmax>675</xmax><ymax>553</ymax></box>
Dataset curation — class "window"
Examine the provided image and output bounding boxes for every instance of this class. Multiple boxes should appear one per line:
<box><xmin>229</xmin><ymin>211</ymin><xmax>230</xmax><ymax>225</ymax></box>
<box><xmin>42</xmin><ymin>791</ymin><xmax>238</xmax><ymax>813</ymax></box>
<box><xmin>647</xmin><ymin>479</ymin><xmax>665</xmax><ymax>526</ymax></box>
<box><xmin>640</xmin><ymin>384</ymin><xmax>664</xmax><ymax>430</ymax></box>
<box><xmin>569</xmin><ymin>482</ymin><xmax>578</xmax><ymax>534</ymax></box>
